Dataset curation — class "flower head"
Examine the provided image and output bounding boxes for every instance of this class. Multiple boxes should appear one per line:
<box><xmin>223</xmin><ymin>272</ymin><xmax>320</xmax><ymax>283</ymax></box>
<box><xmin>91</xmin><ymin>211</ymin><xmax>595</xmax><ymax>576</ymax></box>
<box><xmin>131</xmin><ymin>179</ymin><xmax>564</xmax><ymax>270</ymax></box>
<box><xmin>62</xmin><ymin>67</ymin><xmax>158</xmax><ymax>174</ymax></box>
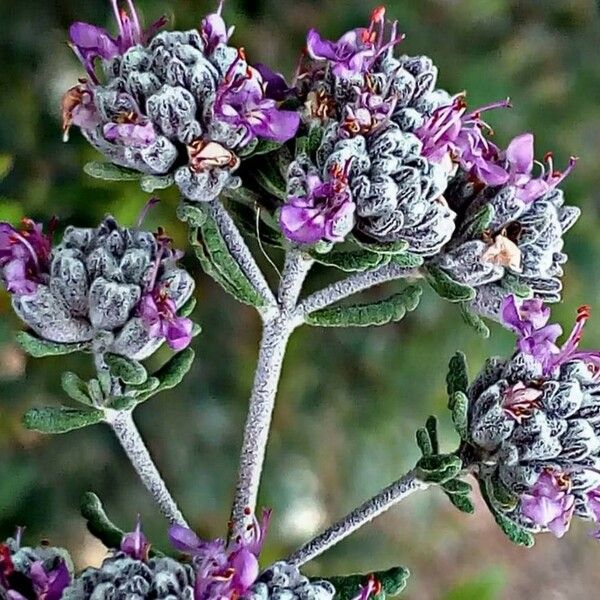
<box><xmin>521</xmin><ymin>471</ymin><xmax>575</xmax><ymax>538</ymax></box>
<box><xmin>505</xmin><ymin>133</ymin><xmax>578</xmax><ymax>204</ymax></box>
<box><xmin>415</xmin><ymin>95</ymin><xmax>511</xmax><ymax>185</ymax></box>
<box><xmin>0</xmin><ymin>219</ymin><xmax>53</xmax><ymax>296</ymax></box>
<box><xmin>168</xmin><ymin>509</ymin><xmax>270</xmax><ymax>600</ymax></box>
<box><xmin>306</xmin><ymin>7</ymin><xmax>404</xmax><ymax>79</ymax></box>
<box><xmin>280</xmin><ymin>164</ymin><xmax>356</xmax><ymax>244</ymax></box>
<box><xmin>69</xmin><ymin>0</ymin><xmax>167</xmax><ymax>81</ymax></box>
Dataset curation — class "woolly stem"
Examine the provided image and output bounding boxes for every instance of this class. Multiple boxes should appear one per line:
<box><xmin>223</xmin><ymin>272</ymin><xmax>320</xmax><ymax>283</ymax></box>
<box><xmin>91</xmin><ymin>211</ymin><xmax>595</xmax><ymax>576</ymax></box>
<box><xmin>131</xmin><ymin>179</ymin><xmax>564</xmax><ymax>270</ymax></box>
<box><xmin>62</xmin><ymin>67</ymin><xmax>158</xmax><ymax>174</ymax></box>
<box><xmin>207</xmin><ymin>201</ymin><xmax>277</xmax><ymax>311</ymax></box>
<box><xmin>287</xmin><ymin>469</ymin><xmax>427</xmax><ymax>566</ymax></box>
<box><xmin>278</xmin><ymin>249</ymin><xmax>314</xmax><ymax>309</ymax></box>
<box><xmin>295</xmin><ymin>263</ymin><xmax>421</xmax><ymax>318</ymax></box>
<box><xmin>107</xmin><ymin>410</ymin><xmax>189</xmax><ymax>527</ymax></box>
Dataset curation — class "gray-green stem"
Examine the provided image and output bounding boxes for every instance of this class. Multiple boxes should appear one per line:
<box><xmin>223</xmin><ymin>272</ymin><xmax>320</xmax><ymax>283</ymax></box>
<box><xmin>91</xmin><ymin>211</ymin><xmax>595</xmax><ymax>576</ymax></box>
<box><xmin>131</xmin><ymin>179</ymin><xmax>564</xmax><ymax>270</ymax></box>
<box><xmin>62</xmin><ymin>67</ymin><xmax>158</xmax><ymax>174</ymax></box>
<box><xmin>287</xmin><ymin>469</ymin><xmax>427</xmax><ymax>566</ymax></box>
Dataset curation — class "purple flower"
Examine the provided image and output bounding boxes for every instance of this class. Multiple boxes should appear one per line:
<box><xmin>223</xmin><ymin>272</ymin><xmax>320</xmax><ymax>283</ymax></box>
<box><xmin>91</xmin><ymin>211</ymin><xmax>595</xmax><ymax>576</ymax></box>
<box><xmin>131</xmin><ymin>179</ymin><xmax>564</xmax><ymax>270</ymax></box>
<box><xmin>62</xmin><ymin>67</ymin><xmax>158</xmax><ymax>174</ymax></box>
<box><xmin>214</xmin><ymin>57</ymin><xmax>300</xmax><ymax>145</ymax></box>
<box><xmin>340</xmin><ymin>89</ymin><xmax>396</xmax><ymax>138</ymax></box>
<box><xmin>69</xmin><ymin>0</ymin><xmax>167</xmax><ymax>81</ymax></box>
<box><xmin>200</xmin><ymin>0</ymin><xmax>235</xmax><ymax>54</ymax></box>
<box><xmin>504</xmin><ymin>133</ymin><xmax>578</xmax><ymax>204</ymax></box>
<box><xmin>306</xmin><ymin>7</ymin><xmax>404</xmax><ymax>79</ymax></box>
<box><xmin>253</xmin><ymin>63</ymin><xmax>295</xmax><ymax>102</ymax></box>
<box><xmin>120</xmin><ymin>518</ymin><xmax>150</xmax><ymax>561</ymax></box>
<box><xmin>168</xmin><ymin>509</ymin><xmax>270</xmax><ymax>600</ymax></box>
<box><xmin>280</xmin><ymin>167</ymin><xmax>356</xmax><ymax>244</ymax></box>
<box><xmin>138</xmin><ymin>288</ymin><xmax>193</xmax><ymax>352</ymax></box>
<box><xmin>61</xmin><ymin>83</ymin><xmax>101</xmax><ymax>141</ymax></box>
<box><xmin>104</xmin><ymin>116</ymin><xmax>156</xmax><ymax>147</ymax></box>
<box><xmin>415</xmin><ymin>95</ymin><xmax>511</xmax><ymax>185</ymax></box>
<box><xmin>0</xmin><ymin>219</ymin><xmax>53</xmax><ymax>296</ymax></box>
<box><xmin>502</xmin><ymin>296</ymin><xmax>600</xmax><ymax>379</ymax></box>
<box><xmin>521</xmin><ymin>470</ymin><xmax>575</xmax><ymax>537</ymax></box>
<box><xmin>501</xmin><ymin>381</ymin><xmax>543</xmax><ymax>424</ymax></box>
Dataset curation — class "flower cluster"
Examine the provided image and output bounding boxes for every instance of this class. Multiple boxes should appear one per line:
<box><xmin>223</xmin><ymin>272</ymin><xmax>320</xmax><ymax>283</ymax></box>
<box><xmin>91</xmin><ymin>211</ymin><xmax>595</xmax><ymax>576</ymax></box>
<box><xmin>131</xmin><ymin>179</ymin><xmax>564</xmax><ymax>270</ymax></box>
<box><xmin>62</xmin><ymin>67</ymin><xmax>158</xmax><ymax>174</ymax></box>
<box><xmin>467</xmin><ymin>296</ymin><xmax>600</xmax><ymax>538</ymax></box>
<box><xmin>63</xmin><ymin>0</ymin><xmax>300</xmax><ymax>203</ymax></box>
<box><xmin>168</xmin><ymin>509</ymin><xmax>270</xmax><ymax>600</ymax></box>
<box><xmin>1</xmin><ymin>216</ymin><xmax>194</xmax><ymax>359</ymax></box>
<box><xmin>430</xmin><ymin>131</ymin><xmax>579</xmax><ymax>320</ymax></box>
<box><xmin>0</xmin><ymin>531</ymin><xmax>72</xmax><ymax>600</ymax></box>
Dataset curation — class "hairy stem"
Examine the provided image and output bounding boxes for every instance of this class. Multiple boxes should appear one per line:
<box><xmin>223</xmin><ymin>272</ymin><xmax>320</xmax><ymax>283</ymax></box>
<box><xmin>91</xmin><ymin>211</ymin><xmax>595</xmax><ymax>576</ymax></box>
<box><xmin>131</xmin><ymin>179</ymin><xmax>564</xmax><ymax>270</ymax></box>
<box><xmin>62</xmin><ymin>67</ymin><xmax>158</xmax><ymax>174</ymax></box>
<box><xmin>107</xmin><ymin>410</ymin><xmax>189</xmax><ymax>527</ymax></box>
<box><xmin>295</xmin><ymin>263</ymin><xmax>421</xmax><ymax>318</ymax></box>
<box><xmin>287</xmin><ymin>470</ymin><xmax>427</xmax><ymax>566</ymax></box>
<box><xmin>207</xmin><ymin>201</ymin><xmax>277</xmax><ymax>310</ymax></box>
<box><xmin>230</xmin><ymin>249</ymin><xmax>312</xmax><ymax>535</ymax></box>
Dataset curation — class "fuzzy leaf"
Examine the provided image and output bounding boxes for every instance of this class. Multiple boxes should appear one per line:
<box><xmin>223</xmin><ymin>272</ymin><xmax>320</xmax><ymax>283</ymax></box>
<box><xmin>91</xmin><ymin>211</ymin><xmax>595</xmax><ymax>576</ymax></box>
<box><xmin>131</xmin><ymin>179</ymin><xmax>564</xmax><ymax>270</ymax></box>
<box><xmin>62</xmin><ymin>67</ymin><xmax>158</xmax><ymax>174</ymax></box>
<box><xmin>425</xmin><ymin>265</ymin><xmax>476</xmax><ymax>302</ymax></box>
<box><xmin>354</xmin><ymin>239</ymin><xmax>410</xmax><ymax>256</ymax></box>
<box><xmin>61</xmin><ymin>372</ymin><xmax>94</xmax><ymax>406</ymax></box>
<box><xmin>16</xmin><ymin>331</ymin><xmax>88</xmax><ymax>358</ymax></box>
<box><xmin>449</xmin><ymin>391</ymin><xmax>469</xmax><ymax>440</ymax></box>
<box><xmin>23</xmin><ymin>407</ymin><xmax>104</xmax><ymax>434</ymax></box>
<box><xmin>225</xmin><ymin>200</ymin><xmax>284</xmax><ymax>248</ymax></box>
<box><xmin>307</xmin><ymin>124</ymin><xmax>324</xmax><ymax>157</ymax></box>
<box><xmin>309</xmin><ymin>249</ymin><xmax>391</xmax><ymax>273</ymax></box>
<box><xmin>195</xmin><ymin>215</ymin><xmax>269</xmax><ymax>308</ymax></box>
<box><xmin>416</xmin><ymin>454</ymin><xmax>462</xmax><ymax>484</ymax></box>
<box><xmin>134</xmin><ymin>349</ymin><xmax>195</xmax><ymax>402</ymax></box>
<box><xmin>105</xmin><ymin>395</ymin><xmax>138</xmax><ymax>411</ymax></box>
<box><xmin>442</xmin><ymin>478</ymin><xmax>476</xmax><ymax>514</ymax></box>
<box><xmin>250</xmin><ymin>160</ymin><xmax>287</xmax><ymax>200</ymax></box>
<box><xmin>459</xmin><ymin>203</ymin><xmax>495</xmax><ymax>239</ymax></box>
<box><xmin>460</xmin><ymin>303</ymin><xmax>490</xmax><ymax>339</ymax></box>
<box><xmin>446</xmin><ymin>352</ymin><xmax>469</xmax><ymax>397</ymax></box>
<box><xmin>87</xmin><ymin>379</ymin><xmax>103</xmax><ymax>404</ymax></box>
<box><xmin>80</xmin><ymin>492</ymin><xmax>125</xmax><ymax>551</ymax></box>
<box><xmin>388</xmin><ymin>252</ymin><xmax>424</xmax><ymax>268</ymax></box>
<box><xmin>325</xmin><ymin>566</ymin><xmax>410</xmax><ymax>600</ymax></box>
<box><xmin>416</xmin><ymin>428</ymin><xmax>433</xmax><ymax>457</ymax></box>
<box><xmin>250</xmin><ymin>139</ymin><xmax>283</xmax><ymax>157</ymax></box>
<box><xmin>177</xmin><ymin>202</ymin><xmax>207</xmax><ymax>227</ymax></box>
<box><xmin>446</xmin><ymin>492</ymin><xmax>476</xmax><ymax>514</ymax></box>
<box><xmin>104</xmin><ymin>354</ymin><xmax>148</xmax><ymax>386</ymax></box>
<box><xmin>126</xmin><ymin>376</ymin><xmax>160</xmax><ymax>397</ymax></box>
<box><xmin>179</xmin><ymin>296</ymin><xmax>197</xmax><ymax>318</ymax></box>
<box><xmin>140</xmin><ymin>174</ymin><xmax>174</xmax><ymax>193</ymax></box>
<box><xmin>306</xmin><ymin>286</ymin><xmax>422</xmax><ymax>328</ymax></box>
<box><xmin>479</xmin><ymin>479</ymin><xmax>535</xmax><ymax>547</ymax></box>
<box><xmin>425</xmin><ymin>415</ymin><xmax>439</xmax><ymax>454</ymax></box>
<box><xmin>84</xmin><ymin>161</ymin><xmax>141</xmax><ymax>181</ymax></box>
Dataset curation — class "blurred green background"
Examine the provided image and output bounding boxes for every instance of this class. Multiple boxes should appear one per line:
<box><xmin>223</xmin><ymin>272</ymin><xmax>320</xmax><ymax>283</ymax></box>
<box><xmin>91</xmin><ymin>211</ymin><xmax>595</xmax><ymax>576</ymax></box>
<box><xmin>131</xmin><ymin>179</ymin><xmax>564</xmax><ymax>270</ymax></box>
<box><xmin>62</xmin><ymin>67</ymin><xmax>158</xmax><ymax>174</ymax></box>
<box><xmin>0</xmin><ymin>0</ymin><xmax>599</xmax><ymax>598</ymax></box>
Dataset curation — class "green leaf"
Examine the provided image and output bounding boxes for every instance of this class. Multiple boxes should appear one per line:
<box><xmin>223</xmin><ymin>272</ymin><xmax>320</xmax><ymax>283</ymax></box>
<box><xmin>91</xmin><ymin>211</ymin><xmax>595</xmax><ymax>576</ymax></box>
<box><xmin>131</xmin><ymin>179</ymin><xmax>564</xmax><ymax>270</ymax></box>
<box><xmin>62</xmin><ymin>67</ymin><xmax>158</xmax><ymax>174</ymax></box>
<box><xmin>307</xmin><ymin>124</ymin><xmax>325</xmax><ymax>157</ymax></box>
<box><xmin>415</xmin><ymin>428</ymin><xmax>433</xmax><ymax>457</ymax></box>
<box><xmin>61</xmin><ymin>372</ymin><xmax>94</xmax><ymax>406</ymax></box>
<box><xmin>309</xmin><ymin>249</ymin><xmax>391</xmax><ymax>273</ymax></box>
<box><xmin>354</xmin><ymin>238</ymin><xmax>410</xmax><ymax>256</ymax></box>
<box><xmin>449</xmin><ymin>391</ymin><xmax>469</xmax><ymax>440</ymax></box>
<box><xmin>105</xmin><ymin>395</ymin><xmax>138</xmax><ymax>411</ymax></box>
<box><xmin>250</xmin><ymin>160</ymin><xmax>287</xmax><ymax>200</ymax></box>
<box><xmin>104</xmin><ymin>354</ymin><xmax>148</xmax><ymax>386</ymax></box>
<box><xmin>460</xmin><ymin>303</ymin><xmax>490</xmax><ymax>339</ymax></box>
<box><xmin>80</xmin><ymin>492</ymin><xmax>125</xmax><ymax>551</ymax></box>
<box><xmin>249</xmin><ymin>139</ymin><xmax>283</xmax><ymax>157</ymax></box>
<box><xmin>424</xmin><ymin>265</ymin><xmax>476</xmax><ymax>302</ymax></box>
<box><xmin>140</xmin><ymin>174</ymin><xmax>174</xmax><ymax>193</ymax></box>
<box><xmin>478</xmin><ymin>479</ymin><xmax>535</xmax><ymax>547</ymax></box>
<box><xmin>425</xmin><ymin>415</ymin><xmax>439</xmax><ymax>455</ymax></box>
<box><xmin>306</xmin><ymin>286</ymin><xmax>422</xmax><ymax>328</ymax></box>
<box><xmin>325</xmin><ymin>566</ymin><xmax>410</xmax><ymax>600</ymax></box>
<box><xmin>16</xmin><ymin>331</ymin><xmax>88</xmax><ymax>358</ymax></box>
<box><xmin>225</xmin><ymin>200</ymin><xmax>284</xmax><ymax>248</ymax></box>
<box><xmin>134</xmin><ymin>349</ymin><xmax>195</xmax><ymax>403</ymax></box>
<box><xmin>388</xmin><ymin>252</ymin><xmax>424</xmax><ymax>268</ymax></box>
<box><xmin>459</xmin><ymin>203</ymin><xmax>495</xmax><ymax>239</ymax></box>
<box><xmin>416</xmin><ymin>454</ymin><xmax>462</xmax><ymax>484</ymax></box>
<box><xmin>179</xmin><ymin>296</ymin><xmax>197</xmax><ymax>318</ymax></box>
<box><xmin>442</xmin><ymin>478</ymin><xmax>476</xmax><ymax>514</ymax></box>
<box><xmin>126</xmin><ymin>376</ymin><xmax>160</xmax><ymax>398</ymax></box>
<box><xmin>84</xmin><ymin>161</ymin><xmax>141</xmax><ymax>181</ymax></box>
<box><xmin>501</xmin><ymin>273</ymin><xmax>533</xmax><ymax>298</ymax></box>
<box><xmin>445</xmin><ymin>492</ymin><xmax>476</xmax><ymax>514</ymax></box>
<box><xmin>194</xmin><ymin>214</ymin><xmax>269</xmax><ymax>308</ymax></box>
<box><xmin>446</xmin><ymin>352</ymin><xmax>469</xmax><ymax>397</ymax></box>
<box><xmin>177</xmin><ymin>202</ymin><xmax>207</xmax><ymax>227</ymax></box>
<box><xmin>23</xmin><ymin>407</ymin><xmax>104</xmax><ymax>434</ymax></box>
<box><xmin>87</xmin><ymin>379</ymin><xmax>103</xmax><ymax>404</ymax></box>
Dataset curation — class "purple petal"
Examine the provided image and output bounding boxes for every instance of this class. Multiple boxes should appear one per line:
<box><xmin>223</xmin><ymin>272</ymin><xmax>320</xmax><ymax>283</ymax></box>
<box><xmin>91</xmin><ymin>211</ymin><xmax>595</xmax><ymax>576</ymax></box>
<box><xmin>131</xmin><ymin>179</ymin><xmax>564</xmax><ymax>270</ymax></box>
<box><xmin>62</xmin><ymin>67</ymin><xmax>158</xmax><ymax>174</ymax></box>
<box><xmin>253</xmin><ymin>63</ymin><xmax>293</xmax><ymax>101</ymax></box>
<box><xmin>515</xmin><ymin>178</ymin><xmax>548</xmax><ymax>203</ymax></box>
<box><xmin>168</xmin><ymin>525</ymin><xmax>204</xmax><ymax>555</ymax></box>
<box><xmin>230</xmin><ymin>548</ymin><xmax>259</xmax><ymax>591</ymax></box>
<box><xmin>121</xmin><ymin>519</ymin><xmax>150</xmax><ymax>561</ymax></box>
<box><xmin>165</xmin><ymin>317</ymin><xmax>193</xmax><ymax>351</ymax></box>
<box><xmin>279</xmin><ymin>205</ymin><xmax>326</xmax><ymax>244</ymax></box>
<box><xmin>506</xmin><ymin>133</ymin><xmax>535</xmax><ymax>174</ymax></box>
<box><xmin>306</xmin><ymin>29</ymin><xmax>339</xmax><ymax>61</ymax></box>
<box><xmin>250</xmin><ymin>107</ymin><xmax>300</xmax><ymax>143</ymax></box>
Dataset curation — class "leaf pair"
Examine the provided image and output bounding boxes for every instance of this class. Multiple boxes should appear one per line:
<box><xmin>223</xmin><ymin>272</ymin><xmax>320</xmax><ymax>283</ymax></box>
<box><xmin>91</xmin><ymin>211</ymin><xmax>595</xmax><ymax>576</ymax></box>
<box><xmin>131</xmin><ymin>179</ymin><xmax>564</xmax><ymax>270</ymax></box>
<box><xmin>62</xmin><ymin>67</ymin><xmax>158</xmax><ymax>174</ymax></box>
<box><xmin>324</xmin><ymin>566</ymin><xmax>410</xmax><ymax>600</ymax></box>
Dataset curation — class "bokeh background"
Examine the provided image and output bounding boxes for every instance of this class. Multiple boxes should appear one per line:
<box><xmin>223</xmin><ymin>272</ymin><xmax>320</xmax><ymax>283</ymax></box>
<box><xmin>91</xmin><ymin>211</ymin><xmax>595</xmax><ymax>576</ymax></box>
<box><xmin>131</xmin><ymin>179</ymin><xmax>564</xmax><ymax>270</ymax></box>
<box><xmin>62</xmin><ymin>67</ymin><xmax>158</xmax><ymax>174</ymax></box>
<box><xmin>1</xmin><ymin>0</ymin><xmax>599</xmax><ymax>598</ymax></box>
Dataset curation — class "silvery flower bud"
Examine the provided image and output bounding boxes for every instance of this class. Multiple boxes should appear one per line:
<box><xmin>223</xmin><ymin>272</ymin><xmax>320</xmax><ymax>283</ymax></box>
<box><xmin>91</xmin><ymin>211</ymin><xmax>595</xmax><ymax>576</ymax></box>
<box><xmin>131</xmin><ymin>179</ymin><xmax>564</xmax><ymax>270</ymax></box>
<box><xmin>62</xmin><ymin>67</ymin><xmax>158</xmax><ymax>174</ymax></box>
<box><xmin>62</xmin><ymin>553</ymin><xmax>195</xmax><ymax>600</ymax></box>
<box><xmin>245</xmin><ymin>561</ymin><xmax>336</xmax><ymax>600</ymax></box>
<box><xmin>8</xmin><ymin>216</ymin><xmax>194</xmax><ymax>360</ymax></box>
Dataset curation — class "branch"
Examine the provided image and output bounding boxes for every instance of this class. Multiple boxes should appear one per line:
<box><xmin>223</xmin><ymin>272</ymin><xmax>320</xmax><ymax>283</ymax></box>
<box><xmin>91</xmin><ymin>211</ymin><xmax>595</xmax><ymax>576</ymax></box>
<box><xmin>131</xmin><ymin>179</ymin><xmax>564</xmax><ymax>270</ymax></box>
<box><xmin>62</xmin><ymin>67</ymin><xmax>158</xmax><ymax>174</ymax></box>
<box><xmin>295</xmin><ymin>263</ymin><xmax>421</xmax><ymax>319</ymax></box>
<box><xmin>207</xmin><ymin>201</ymin><xmax>277</xmax><ymax>310</ymax></box>
<box><xmin>278</xmin><ymin>249</ymin><xmax>314</xmax><ymax>310</ymax></box>
<box><xmin>287</xmin><ymin>469</ymin><xmax>427</xmax><ymax>566</ymax></box>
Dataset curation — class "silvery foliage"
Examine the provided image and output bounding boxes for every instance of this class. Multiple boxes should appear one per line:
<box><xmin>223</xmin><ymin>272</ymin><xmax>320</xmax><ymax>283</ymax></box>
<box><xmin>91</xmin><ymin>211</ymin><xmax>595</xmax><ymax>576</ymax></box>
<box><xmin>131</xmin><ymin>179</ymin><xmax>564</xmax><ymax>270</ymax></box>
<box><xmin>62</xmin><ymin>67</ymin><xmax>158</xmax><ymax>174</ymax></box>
<box><xmin>433</xmin><ymin>175</ymin><xmax>581</xmax><ymax>319</ymax></box>
<box><xmin>302</xmin><ymin>55</ymin><xmax>456</xmax><ymax>254</ymax></box>
<box><xmin>11</xmin><ymin>216</ymin><xmax>194</xmax><ymax>360</ymax></box>
<box><xmin>0</xmin><ymin>537</ymin><xmax>73</xmax><ymax>597</ymax></box>
<box><xmin>62</xmin><ymin>553</ymin><xmax>195</xmax><ymax>600</ymax></box>
<box><xmin>84</xmin><ymin>30</ymin><xmax>247</xmax><ymax>202</ymax></box>
<box><xmin>246</xmin><ymin>561</ymin><xmax>336</xmax><ymax>600</ymax></box>
<box><xmin>467</xmin><ymin>352</ymin><xmax>600</xmax><ymax>532</ymax></box>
